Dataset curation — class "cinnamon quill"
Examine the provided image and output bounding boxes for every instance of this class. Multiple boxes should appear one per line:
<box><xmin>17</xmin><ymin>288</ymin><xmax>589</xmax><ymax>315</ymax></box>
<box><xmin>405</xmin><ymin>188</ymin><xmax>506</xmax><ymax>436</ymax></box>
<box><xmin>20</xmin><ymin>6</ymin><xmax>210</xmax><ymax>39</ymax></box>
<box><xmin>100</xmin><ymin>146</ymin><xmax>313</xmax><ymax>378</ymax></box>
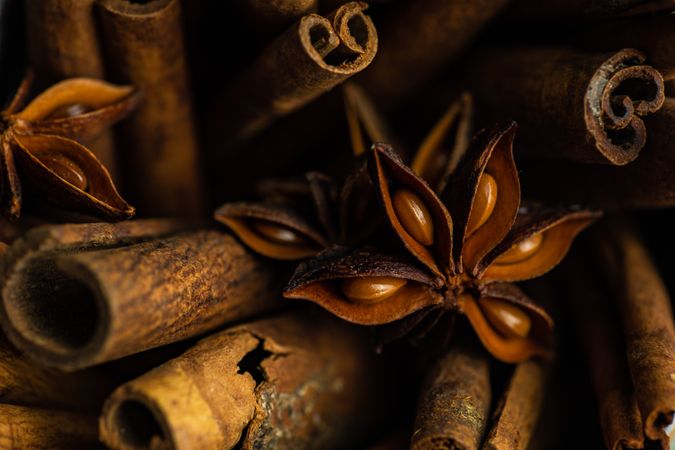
<box><xmin>100</xmin><ymin>311</ymin><xmax>388</xmax><ymax>450</ymax></box>
<box><xmin>411</xmin><ymin>340</ymin><xmax>492</xmax><ymax>450</ymax></box>
<box><xmin>96</xmin><ymin>0</ymin><xmax>204</xmax><ymax>217</ymax></box>
<box><xmin>0</xmin><ymin>221</ymin><xmax>281</xmax><ymax>370</ymax></box>
<box><xmin>0</xmin><ymin>403</ymin><xmax>99</xmax><ymax>449</ymax></box>
<box><xmin>464</xmin><ymin>46</ymin><xmax>665</xmax><ymax>165</ymax></box>
<box><xmin>593</xmin><ymin>218</ymin><xmax>675</xmax><ymax>447</ymax></box>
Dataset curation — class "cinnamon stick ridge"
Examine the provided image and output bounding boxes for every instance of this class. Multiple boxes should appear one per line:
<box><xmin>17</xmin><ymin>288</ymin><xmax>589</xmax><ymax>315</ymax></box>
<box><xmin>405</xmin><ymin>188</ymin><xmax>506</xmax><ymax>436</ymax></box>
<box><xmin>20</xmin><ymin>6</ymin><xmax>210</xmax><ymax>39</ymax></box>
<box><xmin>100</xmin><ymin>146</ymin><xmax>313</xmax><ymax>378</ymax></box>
<box><xmin>521</xmin><ymin>99</ymin><xmax>675</xmax><ymax>210</ymax></box>
<box><xmin>25</xmin><ymin>0</ymin><xmax>118</xmax><ymax>177</ymax></box>
<box><xmin>358</xmin><ymin>0</ymin><xmax>510</xmax><ymax>110</ymax></box>
<box><xmin>560</xmin><ymin>250</ymin><xmax>644</xmax><ymax>450</ymax></box>
<box><xmin>465</xmin><ymin>47</ymin><xmax>665</xmax><ymax>165</ymax></box>
<box><xmin>100</xmin><ymin>311</ymin><xmax>387</xmax><ymax>450</ymax></box>
<box><xmin>208</xmin><ymin>1</ymin><xmax>377</xmax><ymax>156</ymax></box>
<box><xmin>0</xmin><ymin>403</ymin><xmax>99</xmax><ymax>449</ymax></box>
<box><xmin>593</xmin><ymin>219</ymin><xmax>675</xmax><ymax>447</ymax></box>
<box><xmin>411</xmin><ymin>341</ymin><xmax>491</xmax><ymax>450</ymax></box>
<box><xmin>484</xmin><ymin>361</ymin><xmax>548</xmax><ymax>450</ymax></box>
<box><xmin>96</xmin><ymin>0</ymin><xmax>204</xmax><ymax>217</ymax></box>
<box><xmin>0</xmin><ymin>222</ymin><xmax>281</xmax><ymax>370</ymax></box>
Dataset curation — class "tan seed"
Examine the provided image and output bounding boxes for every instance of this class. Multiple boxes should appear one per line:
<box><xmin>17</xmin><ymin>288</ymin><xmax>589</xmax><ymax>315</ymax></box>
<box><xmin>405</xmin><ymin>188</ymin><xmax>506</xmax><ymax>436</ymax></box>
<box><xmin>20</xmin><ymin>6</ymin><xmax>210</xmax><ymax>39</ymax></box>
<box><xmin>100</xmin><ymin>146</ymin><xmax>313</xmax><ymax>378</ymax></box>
<box><xmin>466</xmin><ymin>173</ymin><xmax>497</xmax><ymax>235</ymax></box>
<box><xmin>252</xmin><ymin>220</ymin><xmax>308</xmax><ymax>245</ymax></box>
<box><xmin>494</xmin><ymin>233</ymin><xmax>544</xmax><ymax>265</ymax></box>
<box><xmin>342</xmin><ymin>277</ymin><xmax>407</xmax><ymax>304</ymax></box>
<box><xmin>480</xmin><ymin>297</ymin><xmax>532</xmax><ymax>339</ymax></box>
<box><xmin>40</xmin><ymin>154</ymin><xmax>88</xmax><ymax>191</ymax></box>
<box><xmin>392</xmin><ymin>188</ymin><xmax>434</xmax><ymax>246</ymax></box>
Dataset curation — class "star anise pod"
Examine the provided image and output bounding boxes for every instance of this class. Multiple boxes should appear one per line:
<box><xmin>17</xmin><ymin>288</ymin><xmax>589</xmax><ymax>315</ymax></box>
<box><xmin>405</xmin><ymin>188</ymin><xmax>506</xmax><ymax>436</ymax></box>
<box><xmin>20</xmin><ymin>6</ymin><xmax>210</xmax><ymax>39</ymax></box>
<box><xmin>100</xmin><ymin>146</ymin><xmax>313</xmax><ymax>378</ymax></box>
<box><xmin>214</xmin><ymin>85</ymin><xmax>472</xmax><ymax>261</ymax></box>
<box><xmin>0</xmin><ymin>73</ymin><xmax>138</xmax><ymax>220</ymax></box>
<box><xmin>285</xmin><ymin>122</ymin><xmax>601</xmax><ymax>363</ymax></box>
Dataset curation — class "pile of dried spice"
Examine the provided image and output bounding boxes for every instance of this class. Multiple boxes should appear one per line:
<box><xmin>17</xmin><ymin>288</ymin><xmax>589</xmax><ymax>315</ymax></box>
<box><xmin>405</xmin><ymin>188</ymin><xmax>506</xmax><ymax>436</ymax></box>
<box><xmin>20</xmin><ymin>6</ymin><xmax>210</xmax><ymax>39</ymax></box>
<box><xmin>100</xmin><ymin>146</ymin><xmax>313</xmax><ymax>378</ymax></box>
<box><xmin>0</xmin><ymin>0</ymin><xmax>673</xmax><ymax>449</ymax></box>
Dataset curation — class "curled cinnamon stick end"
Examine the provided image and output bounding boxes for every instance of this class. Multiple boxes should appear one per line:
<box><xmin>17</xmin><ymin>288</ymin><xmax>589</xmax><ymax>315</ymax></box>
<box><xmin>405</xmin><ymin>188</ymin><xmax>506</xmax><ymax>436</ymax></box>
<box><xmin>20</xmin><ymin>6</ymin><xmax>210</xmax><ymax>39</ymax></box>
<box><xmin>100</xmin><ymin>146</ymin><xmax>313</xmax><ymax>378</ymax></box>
<box><xmin>1</xmin><ymin>224</ymin><xmax>280</xmax><ymax>370</ymax></box>
<box><xmin>0</xmin><ymin>403</ymin><xmax>98</xmax><ymax>449</ymax></box>
<box><xmin>484</xmin><ymin>361</ymin><xmax>548</xmax><ymax>450</ymax></box>
<box><xmin>99</xmin><ymin>312</ymin><xmax>387</xmax><ymax>450</ymax></box>
<box><xmin>465</xmin><ymin>47</ymin><xmax>665</xmax><ymax>165</ymax></box>
<box><xmin>210</xmin><ymin>1</ymin><xmax>377</xmax><ymax>154</ymax></box>
<box><xmin>411</xmin><ymin>341</ymin><xmax>491</xmax><ymax>450</ymax></box>
<box><xmin>560</xmin><ymin>250</ymin><xmax>644</xmax><ymax>450</ymax></box>
<box><xmin>594</xmin><ymin>219</ymin><xmax>675</xmax><ymax>446</ymax></box>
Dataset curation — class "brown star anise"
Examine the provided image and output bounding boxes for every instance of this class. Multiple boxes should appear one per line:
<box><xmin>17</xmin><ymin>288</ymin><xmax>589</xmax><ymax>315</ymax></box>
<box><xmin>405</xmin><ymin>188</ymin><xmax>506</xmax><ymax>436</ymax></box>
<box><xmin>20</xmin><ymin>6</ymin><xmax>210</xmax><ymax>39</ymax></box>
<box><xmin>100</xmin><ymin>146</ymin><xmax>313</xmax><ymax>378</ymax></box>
<box><xmin>0</xmin><ymin>73</ymin><xmax>138</xmax><ymax>220</ymax></box>
<box><xmin>284</xmin><ymin>122</ymin><xmax>600</xmax><ymax>363</ymax></box>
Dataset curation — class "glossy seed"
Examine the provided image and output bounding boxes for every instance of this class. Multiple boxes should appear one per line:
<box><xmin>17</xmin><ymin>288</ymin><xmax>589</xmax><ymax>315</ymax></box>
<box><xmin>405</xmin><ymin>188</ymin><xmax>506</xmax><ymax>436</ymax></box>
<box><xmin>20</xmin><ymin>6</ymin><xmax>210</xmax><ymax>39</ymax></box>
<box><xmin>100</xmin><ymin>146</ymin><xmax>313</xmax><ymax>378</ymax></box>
<box><xmin>44</xmin><ymin>103</ymin><xmax>93</xmax><ymax>119</ymax></box>
<box><xmin>342</xmin><ymin>276</ymin><xmax>407</xmax><ymax>304</ymax></box>
<box><xmin>480</xmin><ymin>297</ymin><xmax>532</xmax><ymax>339</ymax></box>
<box><xmin>392</xmin><ymin>188</ymin><xmax>434</xmax><ymax>246</ymax></box>
<box><xmin>252</xmin><ymin>220</ymin><xmax>308</xmax><ymax>245</ymax></box>
<box><xmin>466</xmin><ymin>173</ymin><xmax>497</xmax><ymax>235</ymax></box>
<box><xmin>39</xmin><ymin>154</ymin><xmax>88</xmax><ymax>191</ymax></box>
<box><xmin>494</xmin><ymin>233</ymin><xmax>544</xmax><ymax>265</ymax></box>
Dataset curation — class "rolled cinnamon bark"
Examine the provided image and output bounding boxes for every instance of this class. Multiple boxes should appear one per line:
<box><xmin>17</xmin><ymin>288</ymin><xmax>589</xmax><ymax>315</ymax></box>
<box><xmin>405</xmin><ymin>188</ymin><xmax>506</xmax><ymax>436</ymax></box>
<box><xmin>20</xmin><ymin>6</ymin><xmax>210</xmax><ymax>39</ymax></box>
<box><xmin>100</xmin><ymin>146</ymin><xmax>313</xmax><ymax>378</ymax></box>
<box><xmin>593</xmin><ymin>218</ymin><xmax>675</xmax><ymax>447</ymax></box>
<box><xmin>465</xmin><ymin>46</ymin><xmax>665</xmax><ymax>165</ymax></box>
<box><xmin>559</xmin><ymin>249</ymin><xmax>644</xmax><ymax>450</ymax></box>
<box><xmin>358</xmin><ymin>0</ymin><xmax>510</xmax><ymax>110</ymax></box>
<box><xmin>411</xmin><ymin>340</ymin><xmax>491</xmax><ymax>450</ymax></box>
<box><xmin>239</xmin><ymin>0</ymin><xmax>318</xmax><ymax>31</ymax></box>
<box><xmin>208</xmin><ymin>1</ymin><xmax>377</xmax><ymax>158</ymax></box>
<box><xmin>502</xmin><ymin>0</ymin><xmax>675</xmax><ymax>22</ymax></box>
<box><xmin>96</xmin><ymin>0</ymin><xmax>204</xmax><ymax>217</ymax></box>
<box><xmin>100</xmin><ymin>311</ymin><xmax>387</xmax><ymax>450</ymax></box>
<box><xmin>0</xmin><ymin>403</ymin><xmax>99</xmax><ymax>449</ymax></box>
<box><xmin>25</xmin><ymin>0</ymin><xmax>118</xmax><ymax>177</ymax></box>
<box><xmin>521</xmin><ymin>99</ymin><xmax>675</xmax><ymax>210</ymax></box>
<box><xmin>0</xmin><ymin>335</ymin><xmax>114</xmax><ymax>411</ymax></box>
<box><xmin>1</xmin><ymin>225</ymin><xmax>281</xmax><ymax>370</ymax></box>
<box><xmin>484</xmin><ymin>360</ymin><xmax>548</xmax><ymax>450</ymax></box>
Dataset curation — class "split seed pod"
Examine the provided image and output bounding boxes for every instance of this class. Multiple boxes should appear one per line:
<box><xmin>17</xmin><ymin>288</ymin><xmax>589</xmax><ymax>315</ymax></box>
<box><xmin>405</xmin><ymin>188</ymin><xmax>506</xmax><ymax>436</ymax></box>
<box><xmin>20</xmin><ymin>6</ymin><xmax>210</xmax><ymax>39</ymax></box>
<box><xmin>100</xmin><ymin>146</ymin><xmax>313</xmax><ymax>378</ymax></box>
<box><xmin>286</xmin><ymin>121</ymin><xmax>600</xmax><ymax>363</ymax></box>
<box><xmin>0</xmin><ymin>74</ymin><xmax>138</xmax><ymax>220</ymax></box>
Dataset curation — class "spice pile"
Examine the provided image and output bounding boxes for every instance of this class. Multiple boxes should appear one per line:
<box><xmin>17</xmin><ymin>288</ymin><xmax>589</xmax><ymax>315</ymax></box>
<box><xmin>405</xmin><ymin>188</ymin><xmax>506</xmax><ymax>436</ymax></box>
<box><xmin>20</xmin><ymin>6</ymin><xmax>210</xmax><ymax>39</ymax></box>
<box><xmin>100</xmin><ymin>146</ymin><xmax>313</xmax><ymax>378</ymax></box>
<box><xmin>0</xmin><ymin>1</ymin><xmax>673</xmax><ymax>449</ymax></box>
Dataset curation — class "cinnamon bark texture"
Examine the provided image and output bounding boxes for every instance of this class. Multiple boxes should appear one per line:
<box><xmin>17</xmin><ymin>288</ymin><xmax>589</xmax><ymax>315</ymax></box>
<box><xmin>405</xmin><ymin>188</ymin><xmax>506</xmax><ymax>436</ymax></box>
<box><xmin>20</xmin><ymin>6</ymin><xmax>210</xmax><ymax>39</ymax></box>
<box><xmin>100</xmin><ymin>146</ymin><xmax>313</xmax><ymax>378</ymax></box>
<box><xmin>521</xmin><ymin>98</ymin><xmax>675</xmax><ymax>210</ymax></box>
<box><xmin>208</xmin><ymin>1</ymin><xmax>377</xmax><ymax>157</ymax></box>
<box><xmin>464</xmin><ymin>46</ymin><xmax>665</xmax><ymax>165</ymax></box>
<box><xmin>358</xmin><ymin>0</ymin><xmax>510</xmax><ymax>110</ymax></box>
<box><xmin>25</xmin><ymin>0</ymin><xmax>118</xmax><ymax>176</ymax></box>
<box><xmin>96</xmin><ymin>0</ymin><xmax>204</xmax><ymax>217</ymax></box>
<box><xmin>239</xmin><ymin>0</ymin><xmax>318</xmax><ymax>31</ymax></box>
<box><xmin>411</xmin><ymin>341</ymin><xmax>491</xmax><ymax>450</ymax></box>
<box><xmin>1</xmin><ymin>223</ymin><xmax>281</xmax><ymax>370</ymax></box>
<box><xmin>100</xmin><ymin>311</ymin><xmax>388</xmax><ymax>450</ymax></box>
<box><xmin>0</xmin><ymin>403</ymin><xmax>100</xmax><ymax>449</ymax></box>
<box><xmin>560</xmin><ymin>250</ymin><xmax>644</xmax><ymax>450</ymax></box>
<box><xmin>484</xmin><ymin>360</ymin><xmax>548</xmax><ymax>450</ymax></box>
<box><xmin>593</xmin><ymin>218</ymin><xmax>675</xmax><ymax>447</ymax></box>
<box><xmin>0</xmin><ymin>335</ymin><xmax>114</xmax><ymax>411</ymax></box>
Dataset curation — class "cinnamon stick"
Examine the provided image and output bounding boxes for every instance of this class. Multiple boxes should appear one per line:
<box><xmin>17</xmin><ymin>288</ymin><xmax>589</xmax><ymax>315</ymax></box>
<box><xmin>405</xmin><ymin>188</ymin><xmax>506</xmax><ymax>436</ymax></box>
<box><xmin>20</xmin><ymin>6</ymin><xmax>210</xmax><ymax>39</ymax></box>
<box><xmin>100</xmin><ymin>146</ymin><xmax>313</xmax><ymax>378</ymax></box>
<box><xmin>521</xmin><ymin>99</ymin><xmax>675</xmax><ymax>210</ymax></box>
<box><xmin>239</xmin><ymin>0</ymin><xmax>319</xmax><ymax>31</ymax></box>
<box><xmin>559</xmin><ymin>249</ymin><xmax>644</xmax><ymax>450</ymax></box>
<box><xmin>483</xmin><ymin>361</ymin><xmax>548</xmax><ymax>450</ymax></box>
<box><xmin>411</xmin><ymin>340</ymin><xmax>492</xmax><ymax>450</ymax></box>
<box><xmin>0</xmin><ymin>335</ymin><xmax>114</xmax><ymax>411</ymax></box>
<box><xmin>464</xmin><ymin>46</ymin><xmax>665</xmax><ymax>165</ymax></box>
<box><xmin>593</xmin><ymin>218</ymin><xmax>675</xmax><ymax>447</ymax></box>
<box><xmin>207</xmin><ymin>1</ymin><xmax>377</xmax><ymax>158</ymax></box>
<box><xmin>0</xmin><ymin>403</ymin><xmax>99</xmax><ymax>449</ymax></box>
<box><xmin>96</xmin><ymin>0</ymin><xmax>204</xmax><ymax>217</ymax></box>
<box><xmin>1</xmin><ymin>223</ymin><xmax>281</xmax><ymax>370</ymax></box>
<box><xmin>25</xmin><ymin>0</ymin><xmax>118</xmax><ymax>177</ymax></box>
<box><xmin>100</xmin><ymin>311</ymin><xmax>387</xmax><ymax>450</ymax></box>
<box><xmin>358</xmin><ymin>0</ymin><xmax>510</xmax><ymax>110</ymax></box>
<box><xmin>502</xmin><ymin>0</ymin><xmax>675</xmax><ymax>22</ymax></box>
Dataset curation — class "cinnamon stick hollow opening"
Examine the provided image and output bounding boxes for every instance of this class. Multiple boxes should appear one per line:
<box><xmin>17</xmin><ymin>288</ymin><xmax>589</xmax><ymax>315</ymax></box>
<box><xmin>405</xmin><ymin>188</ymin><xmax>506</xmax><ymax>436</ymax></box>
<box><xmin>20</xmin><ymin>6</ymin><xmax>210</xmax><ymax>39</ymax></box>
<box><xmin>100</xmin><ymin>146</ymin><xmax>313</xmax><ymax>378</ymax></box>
<box><xmin>109</xmin><ymin>399</ymin><xmax>170</xmax><ymax>449</ymax></box>
<box><xmin>2</xmin><ymin>254</ymin><xmax>108</xmax><ymax>362</ymax></box>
